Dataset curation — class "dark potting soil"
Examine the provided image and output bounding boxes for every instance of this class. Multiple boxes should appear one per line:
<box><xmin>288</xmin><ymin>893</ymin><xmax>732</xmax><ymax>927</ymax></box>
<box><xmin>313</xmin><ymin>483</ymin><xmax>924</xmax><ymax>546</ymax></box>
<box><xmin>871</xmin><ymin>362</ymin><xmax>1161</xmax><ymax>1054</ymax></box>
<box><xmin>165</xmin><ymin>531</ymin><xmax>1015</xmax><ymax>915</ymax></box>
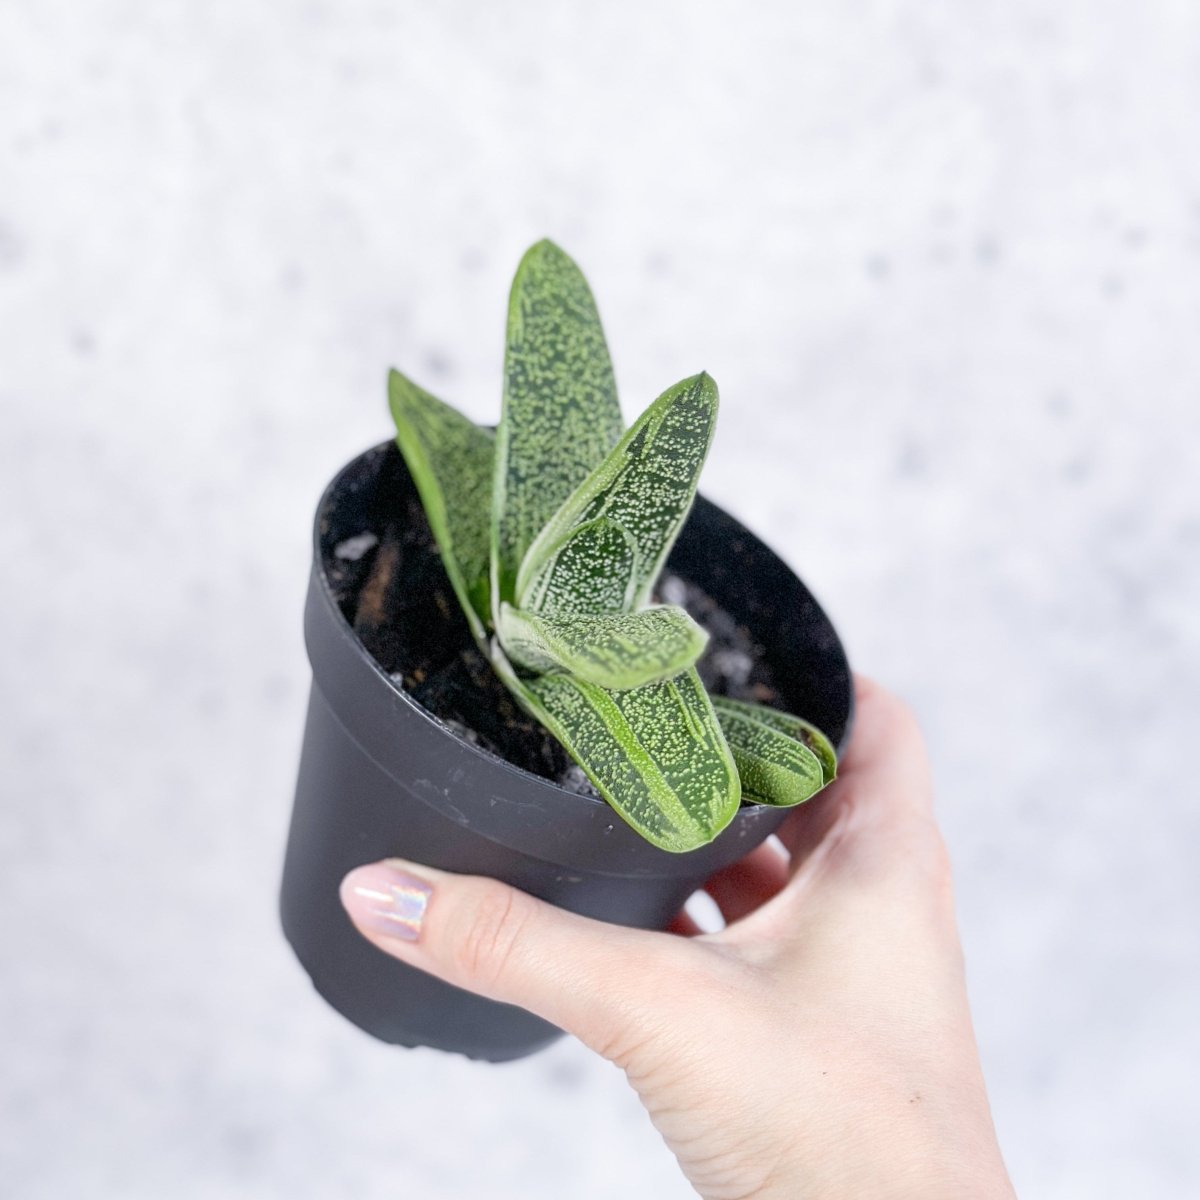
<box><xmin>324</xmin><ymin>483</ymin><xmax>783</xmax><ymax>797</ymax></box>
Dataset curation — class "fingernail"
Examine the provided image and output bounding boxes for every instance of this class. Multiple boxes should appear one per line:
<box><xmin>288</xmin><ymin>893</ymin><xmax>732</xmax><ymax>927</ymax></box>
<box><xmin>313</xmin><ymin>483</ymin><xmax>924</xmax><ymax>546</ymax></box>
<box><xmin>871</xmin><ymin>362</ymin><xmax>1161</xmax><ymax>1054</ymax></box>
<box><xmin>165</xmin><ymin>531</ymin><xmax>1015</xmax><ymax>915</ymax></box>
<box><xmin>340</xmin><ymin>861</ymin><xmax>433</xmax><ymax>942</ymax></box>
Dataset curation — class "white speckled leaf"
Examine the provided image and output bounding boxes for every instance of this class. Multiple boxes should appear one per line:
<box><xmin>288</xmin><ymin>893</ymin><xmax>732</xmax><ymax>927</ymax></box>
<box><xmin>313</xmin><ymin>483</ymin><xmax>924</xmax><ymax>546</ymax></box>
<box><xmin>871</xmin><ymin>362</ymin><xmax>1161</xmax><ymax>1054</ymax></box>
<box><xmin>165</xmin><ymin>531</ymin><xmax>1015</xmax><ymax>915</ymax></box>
<box><xmin>491</xmin><ymin>652</ymin><xmax>739</xmax><ymax>853</ymax></box>
<box><xmin>519</xmin><ymin>516</ymin><xmax>637</xmax><ymax>616</ymax></box>
<box><xmin>711</xmin><ymin>696</ymin><xmax>838</xmax><ymax>802</ymax></box>
<box><xmin>492</xmin><ymin>240</ymin><xmax>623</xmax><ymax>606</ymax></box>
<box><xmin>388</xmin><ymin>369</ymin><xmax>493</xmax><ymax>642</ymax></box>
<box><xmin>497</xmin><ymin>602</ymin><xmax>708</xmax><ymax>690</ymax></box>
<box><xmin>516</xmin><ymin>373</ymin><xmax>718</xmax><ymax>611</ymax></box>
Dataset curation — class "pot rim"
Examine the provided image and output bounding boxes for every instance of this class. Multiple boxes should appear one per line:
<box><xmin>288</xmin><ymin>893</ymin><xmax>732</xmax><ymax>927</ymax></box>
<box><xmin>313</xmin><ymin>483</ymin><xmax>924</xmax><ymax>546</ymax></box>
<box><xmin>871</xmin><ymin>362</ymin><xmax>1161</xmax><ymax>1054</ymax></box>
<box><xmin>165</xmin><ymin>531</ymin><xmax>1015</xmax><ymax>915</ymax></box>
<box><xmin>306</xmin><ymin>440</ymin><xmax>852</xmax><ymax>872</ymax></box>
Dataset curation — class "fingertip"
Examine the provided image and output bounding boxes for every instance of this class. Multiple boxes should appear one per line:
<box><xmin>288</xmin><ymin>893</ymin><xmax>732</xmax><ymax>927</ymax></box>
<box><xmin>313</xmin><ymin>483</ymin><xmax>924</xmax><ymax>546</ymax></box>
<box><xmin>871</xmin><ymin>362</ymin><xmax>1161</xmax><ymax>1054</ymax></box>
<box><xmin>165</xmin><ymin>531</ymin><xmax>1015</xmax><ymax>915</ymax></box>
<box><xmin>851</xmin><ymin>672</ymin><xmax>883</xmax><ymax>702</ymax></box>
<box><xmin>852</xmin><ymin>673</ymin><xmax>914</xmax><ymax>727</ymax></box>
<box><xmin>843</xmin><ymin>678</ymin><xmax>927</xmax><ymax>771</ymax></box>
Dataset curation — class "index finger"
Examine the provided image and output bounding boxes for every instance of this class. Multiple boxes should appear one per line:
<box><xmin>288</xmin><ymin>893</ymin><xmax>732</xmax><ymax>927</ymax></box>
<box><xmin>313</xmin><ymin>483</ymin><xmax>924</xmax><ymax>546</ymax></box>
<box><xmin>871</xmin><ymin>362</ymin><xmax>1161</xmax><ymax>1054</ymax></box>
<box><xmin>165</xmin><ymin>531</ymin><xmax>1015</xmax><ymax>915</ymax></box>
<box><xmin>776</xmin><ymin>674</ymin><xmax>933</xmax><ymax>864</ymax></box>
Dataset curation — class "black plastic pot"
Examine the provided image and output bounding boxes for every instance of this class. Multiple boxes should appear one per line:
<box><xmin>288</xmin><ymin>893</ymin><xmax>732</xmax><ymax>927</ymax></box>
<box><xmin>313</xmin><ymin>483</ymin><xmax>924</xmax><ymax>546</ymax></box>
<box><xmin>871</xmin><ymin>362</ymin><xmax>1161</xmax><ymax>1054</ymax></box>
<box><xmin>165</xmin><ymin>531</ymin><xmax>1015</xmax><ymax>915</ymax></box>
<box><xmin>280</xmin><ymin>442</ymin><xmax>853</xmax><ymax>1061</ymax></box>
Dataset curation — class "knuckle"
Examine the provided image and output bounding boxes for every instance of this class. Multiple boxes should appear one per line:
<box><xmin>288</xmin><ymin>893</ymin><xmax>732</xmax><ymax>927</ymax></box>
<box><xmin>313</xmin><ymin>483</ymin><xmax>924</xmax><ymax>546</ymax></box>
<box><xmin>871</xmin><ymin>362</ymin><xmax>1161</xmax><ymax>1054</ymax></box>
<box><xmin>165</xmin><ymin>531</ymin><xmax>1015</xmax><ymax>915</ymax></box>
<box><xmin>883</xmin><ymin>692</ymin><xmax>922</xmax><ymax>742</ymax></box>
<box><xmin>450</xmin><ymin>879</ymin><xmax>531</xmax><ymax>990</ymax></box>
<box><xmin>859</xmin><ymin>678</ymin><xmax>920</xmax><ymax>738</ymax></box>
<box><xmin>922</xmin><ymin>828</ymin><xmax>957</xmax><ymax>912</ymax></box>
<box><xmin>889</xmin><ymin>817</ymin><xmax>958</xmax><ymax>921</ymax></box>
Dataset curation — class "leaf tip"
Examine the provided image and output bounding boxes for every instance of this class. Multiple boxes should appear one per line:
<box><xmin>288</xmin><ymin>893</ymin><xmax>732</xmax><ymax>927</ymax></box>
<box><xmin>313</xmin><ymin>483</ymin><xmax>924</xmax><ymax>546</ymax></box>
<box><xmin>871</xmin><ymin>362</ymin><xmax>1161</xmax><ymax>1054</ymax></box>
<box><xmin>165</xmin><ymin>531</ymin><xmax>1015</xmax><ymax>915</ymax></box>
<box><xmin>517</xmin><ymin>237</ymin><xmax>571</xmax><ymax>274</ymax></box>
<box><xmin>386</xmin><ymin>366</ymin><xmax>417</xmax><ymax>411</ymax></box>
<box><xmin>693</xmin><ymin>370</ymin><xmax>719</xmax><ymax>404</ymax></box>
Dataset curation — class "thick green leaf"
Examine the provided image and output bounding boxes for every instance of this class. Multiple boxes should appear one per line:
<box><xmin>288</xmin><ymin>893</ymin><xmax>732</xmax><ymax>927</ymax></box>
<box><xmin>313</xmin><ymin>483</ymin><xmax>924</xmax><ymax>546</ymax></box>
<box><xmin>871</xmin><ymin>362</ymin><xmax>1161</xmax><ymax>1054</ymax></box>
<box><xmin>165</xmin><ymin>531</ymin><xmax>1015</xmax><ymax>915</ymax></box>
<box><xmin>492</xmin><ymin>240</ymin><xmax>623</xmax><ymax>606</ymax></box>
<box><xmin>497</xmin><ymin>602</ymin><xmax>708</xmax><ymax>690</ymax></box>
<box><xmin>492</xmin><ymin>649</ymin><xmax>740</xmax><ymax>853</ymax></box>
<box><xmin>713</xmin><ymin>706</ymin><xmax>825</xmax><ymax>807</ymax></box>
<box><xmin>705</xmin><ymin>696</ymin><xmax>840</xmax><ymax>787</ymax></box>
<box><xmin>520</xmin><ymin>516</ymin><xmax>637</xmax><ymax>616</ymax></box>
<box><xmin>516</xmin><ymin>373</ymin><xmax>718</xmax><ymax>612</ymax></box>
<box><xmin>388</xmin><ymin>369</ymin><xmax>494</xmax><ymax>642</ymax></box>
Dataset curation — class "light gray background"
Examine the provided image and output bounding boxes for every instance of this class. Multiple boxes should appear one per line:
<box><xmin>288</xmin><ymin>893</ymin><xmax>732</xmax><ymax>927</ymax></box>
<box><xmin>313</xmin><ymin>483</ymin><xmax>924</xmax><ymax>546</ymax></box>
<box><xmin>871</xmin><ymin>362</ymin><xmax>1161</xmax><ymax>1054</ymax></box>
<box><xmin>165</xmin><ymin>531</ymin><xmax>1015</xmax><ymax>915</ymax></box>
<box><xmin>3</xmin><ymin>2</ymin><xmax>1197</xmax><ymax>1197</ymax></box>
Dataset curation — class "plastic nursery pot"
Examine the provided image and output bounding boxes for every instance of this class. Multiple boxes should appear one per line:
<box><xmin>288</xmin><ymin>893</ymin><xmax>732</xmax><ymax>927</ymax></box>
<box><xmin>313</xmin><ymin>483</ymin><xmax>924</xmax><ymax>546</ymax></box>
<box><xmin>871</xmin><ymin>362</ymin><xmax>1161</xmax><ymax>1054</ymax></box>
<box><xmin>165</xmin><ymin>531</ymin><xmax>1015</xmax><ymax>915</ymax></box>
<box><xmin>280</xmin><ymin>442</ymin><xmax>854</xmax><ymax>1062</ymax></box>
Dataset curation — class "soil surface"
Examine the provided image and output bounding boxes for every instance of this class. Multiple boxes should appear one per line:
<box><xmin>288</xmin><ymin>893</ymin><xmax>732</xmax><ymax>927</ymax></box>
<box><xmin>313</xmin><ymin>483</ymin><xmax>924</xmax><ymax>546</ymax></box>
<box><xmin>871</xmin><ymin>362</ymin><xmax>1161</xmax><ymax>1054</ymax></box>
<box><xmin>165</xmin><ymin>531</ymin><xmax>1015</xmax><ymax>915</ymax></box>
<box><xmin>325</xmin><ymin>486</ymin><xmax>782</xmax><ymax>796</ymax></box>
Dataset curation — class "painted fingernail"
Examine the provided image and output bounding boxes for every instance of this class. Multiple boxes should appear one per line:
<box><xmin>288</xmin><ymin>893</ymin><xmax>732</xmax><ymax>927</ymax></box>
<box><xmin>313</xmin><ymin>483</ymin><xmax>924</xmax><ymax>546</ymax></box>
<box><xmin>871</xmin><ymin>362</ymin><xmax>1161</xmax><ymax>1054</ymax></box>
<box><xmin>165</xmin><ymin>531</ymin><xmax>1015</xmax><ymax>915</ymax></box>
<box><xmin>340</xmin><ymin>862</ymin><xmax>432</xmax><ymax>942</ymax></box>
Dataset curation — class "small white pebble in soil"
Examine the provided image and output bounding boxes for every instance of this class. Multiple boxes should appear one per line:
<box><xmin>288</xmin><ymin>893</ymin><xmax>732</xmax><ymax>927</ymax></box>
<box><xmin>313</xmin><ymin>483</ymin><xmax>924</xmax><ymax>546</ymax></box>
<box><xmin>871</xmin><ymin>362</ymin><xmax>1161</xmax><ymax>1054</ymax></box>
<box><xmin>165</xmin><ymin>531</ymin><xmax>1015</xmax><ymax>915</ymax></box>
<box><xmin>711</xmin><ymin>648</ymin><xmax>753</xmax><ymax>687</ymax></box>
<box><xmin>441</xmin><ymin>716</ymin><xmax>484</xmax><ymax>748</ymax></box>
<box><xmin>559</xmin><ymin>764</ymin><xmax>598</xmax><ymax>797</ymax></box>
<box><xmin>658</xmin><ymin>574</ymin><xmax>689</xmax><ymax>606</ymax></box>
<box><xmin>335</xmin><ymin>532</ymin><xmax>379</xmax><ymax>561</ymax></box>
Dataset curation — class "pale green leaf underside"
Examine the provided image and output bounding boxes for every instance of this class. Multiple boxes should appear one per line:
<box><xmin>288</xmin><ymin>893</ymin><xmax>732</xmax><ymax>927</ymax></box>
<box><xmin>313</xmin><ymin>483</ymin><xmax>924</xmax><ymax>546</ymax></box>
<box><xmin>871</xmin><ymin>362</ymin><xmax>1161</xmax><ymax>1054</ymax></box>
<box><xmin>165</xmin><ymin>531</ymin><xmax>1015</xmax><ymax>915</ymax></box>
<box><xmin>492</xmin><ymin>240</ymin><xmax>623</xmax><ymax>605</ymax></box>
<box><xmin>516</xmin><ymin>372</ymin><xmax>718</xmax><ymax>612</ymax></box>
<box><xmin>388</xmin><ymin>369</ymin><xmax>493</xmax><ymax>642</ymax></box>
<box><xmin>497</xmin><ymin>657</ymin><xmax>740</xmax><ymax>853</ymax></box>
<box><xmin>520</xmin><ymin>516</ymin><xmax>637</xmax><ymax>616</ymax></box>
<box><xmin>715</xmin><ymin>708</ymin><xmax>824</xmax><ymax>807</ymax></box>
<box><xmin>497</xmin><ymin>602</ymin><xmax>708</xmax><ymax>691</ymax></box>
<box><xmin>711</xmin><ymin>696</ymin><xmax>838</xmax><ymax>785</ymax></box>
<box><xmin>710</xmin><ymin>696</ymin><xmax>837</xmax><ymax>807</ymax></box>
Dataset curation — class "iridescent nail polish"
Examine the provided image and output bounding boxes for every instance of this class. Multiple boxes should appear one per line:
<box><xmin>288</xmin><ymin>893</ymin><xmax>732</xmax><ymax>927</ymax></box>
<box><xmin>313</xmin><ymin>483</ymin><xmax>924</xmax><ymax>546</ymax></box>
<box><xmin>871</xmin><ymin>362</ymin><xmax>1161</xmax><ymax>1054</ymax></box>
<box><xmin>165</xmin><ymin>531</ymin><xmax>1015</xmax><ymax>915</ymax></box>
<box><xmin>342</xmin><ymin>863</ymin><xmax>432</xmax><ymax>942</ymax></box>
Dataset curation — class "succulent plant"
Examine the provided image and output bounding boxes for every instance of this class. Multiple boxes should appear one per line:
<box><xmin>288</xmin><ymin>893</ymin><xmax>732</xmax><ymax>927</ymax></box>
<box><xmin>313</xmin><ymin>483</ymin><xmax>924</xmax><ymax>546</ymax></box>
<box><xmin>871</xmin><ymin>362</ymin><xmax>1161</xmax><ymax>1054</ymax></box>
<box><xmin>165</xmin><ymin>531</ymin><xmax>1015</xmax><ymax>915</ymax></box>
<box><xmin>388</xmin><ymin>240</ymin><xmax>836</xmax><ymax>852</ymax></box>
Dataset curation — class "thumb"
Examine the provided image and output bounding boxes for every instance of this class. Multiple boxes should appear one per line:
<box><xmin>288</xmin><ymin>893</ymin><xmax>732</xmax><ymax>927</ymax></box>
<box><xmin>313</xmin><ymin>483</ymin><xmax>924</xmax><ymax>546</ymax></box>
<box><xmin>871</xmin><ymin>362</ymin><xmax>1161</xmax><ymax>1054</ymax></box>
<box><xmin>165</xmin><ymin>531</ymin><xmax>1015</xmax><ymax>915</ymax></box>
<box><xmin>339</xmin><ymin>858</ymin><xmax>678</xmax><ymax>1057</ymax></box>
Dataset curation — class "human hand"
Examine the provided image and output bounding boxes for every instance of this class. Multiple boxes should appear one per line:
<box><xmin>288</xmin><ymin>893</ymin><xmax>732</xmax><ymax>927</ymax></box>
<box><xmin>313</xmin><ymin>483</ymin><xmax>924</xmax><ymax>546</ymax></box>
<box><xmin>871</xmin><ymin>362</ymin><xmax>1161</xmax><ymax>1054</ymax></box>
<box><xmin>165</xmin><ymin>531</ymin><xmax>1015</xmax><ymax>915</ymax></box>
<box><xmin>340</xmin><ymin>677</ymin><xmax>1015</xmax><ymax>1199</ymax></box>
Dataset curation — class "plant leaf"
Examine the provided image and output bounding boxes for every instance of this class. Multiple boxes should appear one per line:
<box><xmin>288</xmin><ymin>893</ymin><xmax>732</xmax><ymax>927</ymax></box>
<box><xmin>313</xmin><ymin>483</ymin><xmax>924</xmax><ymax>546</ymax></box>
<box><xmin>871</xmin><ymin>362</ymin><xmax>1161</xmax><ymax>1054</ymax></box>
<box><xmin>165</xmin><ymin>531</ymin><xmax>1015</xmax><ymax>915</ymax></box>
<box><xmin>492</xmin><ymin>650</ymin><xmax>740</xmax><ymax>853</ymax></box>
<box><xmin>713</xmin><ymin>708</ymin><xmax>824</xmax><ymax>807</ymax></box>
<box><xmin>516</xmin><ymin>372</ymin><xmax>718</xmax><ymax>612</ymax></box>
<box><xmin>388</xmin><ymin>369</ymin><xmax>494</xmax><ymax>642</ymax></box>
<box><xmin>497</xmin><ymin>602</ymin><xmax>708</xmax><ymax>691</ymax></box>
<box><xmin>711</xmin><ymin>696</ymin><xmax>838</xmax><ymax>805</ymax></box>
<box><xmin>520</xmin><ymin>516</ymin><xmax>638</xmax><ymax>616</ymax></box>
<box><xmin>492</xmin><ymin>240</ymin><xmax>623</xmax><ymax>606</ymax></box>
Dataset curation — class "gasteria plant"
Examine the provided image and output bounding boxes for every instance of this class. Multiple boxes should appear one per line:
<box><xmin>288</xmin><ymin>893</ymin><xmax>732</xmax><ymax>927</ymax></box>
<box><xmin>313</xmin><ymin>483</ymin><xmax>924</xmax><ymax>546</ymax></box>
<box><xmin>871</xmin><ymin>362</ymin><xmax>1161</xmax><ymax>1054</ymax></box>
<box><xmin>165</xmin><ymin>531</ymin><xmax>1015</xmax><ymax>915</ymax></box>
<box><xmin>388</xmin><ymin>240</ymin><xmax>837</xmax><ymax>853</ymax></box>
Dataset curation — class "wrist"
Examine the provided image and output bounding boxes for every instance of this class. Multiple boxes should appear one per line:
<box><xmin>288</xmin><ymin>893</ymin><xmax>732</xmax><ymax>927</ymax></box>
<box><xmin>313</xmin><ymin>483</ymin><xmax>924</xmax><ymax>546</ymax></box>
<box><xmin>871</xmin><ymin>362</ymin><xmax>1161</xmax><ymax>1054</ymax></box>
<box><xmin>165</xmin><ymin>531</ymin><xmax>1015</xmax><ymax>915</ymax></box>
<box><xmin>745</xmin><ymin>1103</ymin><xmax>1014</xmax><ymax>1200</ymax></box>
<box><xmin>753</xmin><ymin>1153</ymin><xmax>1014</xmax><ymax>1200</ymax></box>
